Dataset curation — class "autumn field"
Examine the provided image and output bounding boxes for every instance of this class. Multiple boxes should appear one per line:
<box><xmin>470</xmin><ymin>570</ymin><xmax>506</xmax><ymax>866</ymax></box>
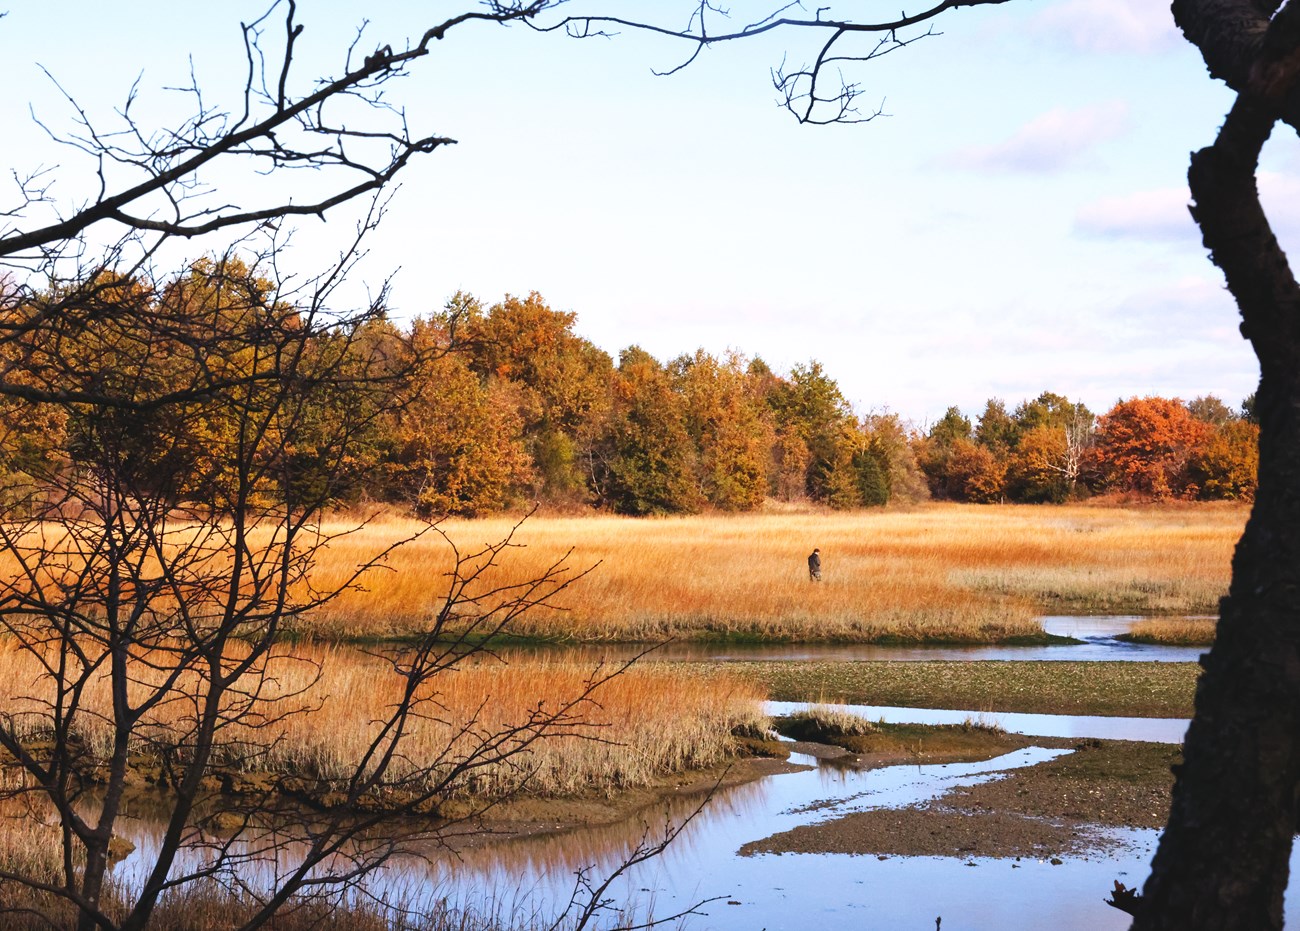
<box><xmin>0</xmin><ymin>639</ymin><xmax>762</xmax><ymax>801</ymax></box>
<box><xmin>301</xmin><ymin>502</ymin><xmax>1244</xmax><ymax>644</ymax></box>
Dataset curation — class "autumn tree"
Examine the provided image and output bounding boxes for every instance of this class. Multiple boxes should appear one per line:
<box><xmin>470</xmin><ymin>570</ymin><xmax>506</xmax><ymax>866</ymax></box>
<box><xmin>766</xmin><ymin>360</ymin><xmax>859</xmax><ymax>504</ymax></box>
<box><xmin>1186</xmin><ymin>417</ymin><xmax>1260</xmax><ymax>501</ymax></box>
<box><xmin>4</xmin><ymin>1</ymin><xmax>1297</xmax><ymax>926</ymax></box>
<box><xmin>916</xmin><ymin>406</ymin><xmax>975</xmax><ymax>500</ymax></box>
<box><xmin>1092</xmin><ymin>397</ymin><xmax>1211</xmax><ymax>499</ymax></box>
<box><xmin>0</xmin><ymin>7</ymin><xmax>646</xmax><ymax>929</ymax></box>
<box><xmin>1006</xmin><ymin>424</ymin><xmax>1073</xmax><ymax>503</ymax></box>
<box><xmin>671</xmin><ymin>349</ymin><xmax>774</xmax><ymax>511</ymax></box>
<box><xmin>383</xmin><ymin>313</ymin><xmax>534</xmax><ymax>516</ymax></box>
<box><xmin>459</xmin><ymin>292</ymin><xmax>614</xmax><ymax>504</ymax></box>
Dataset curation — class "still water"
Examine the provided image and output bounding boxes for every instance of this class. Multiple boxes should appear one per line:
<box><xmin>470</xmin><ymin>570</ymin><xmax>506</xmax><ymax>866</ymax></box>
<box><xmin>107</xmin><ymin>617</ymin><xmax>1247</xmax><ymax>929</ymax></box>
<box><xmin>112</xmin><ymin>701</ymin><xmax>1295</xmax><ymax>931</ymax></box>
<box><xmin>409</xmin><ymin>701</ymin><xmax>1296</xmax><ymax>931</ymax></box>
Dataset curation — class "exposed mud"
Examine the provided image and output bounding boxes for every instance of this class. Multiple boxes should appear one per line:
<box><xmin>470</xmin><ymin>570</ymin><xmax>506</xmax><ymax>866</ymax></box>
<box><xmin>741</xmin><ymin>738</ymin><xmax>1178</xmax><ymax>860</ymax></box>
<box><xmin>454</xmin><ymin>722</ymin><xmax>1093</xmax><ymax>851</ymax></box>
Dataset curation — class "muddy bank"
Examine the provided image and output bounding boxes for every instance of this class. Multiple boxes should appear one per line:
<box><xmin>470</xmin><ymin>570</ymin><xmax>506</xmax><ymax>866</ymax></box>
<box><xmin>742</xmin><ymin>739</ymin><xmax>1177</xmax><ymax>860</ymax></box>
<box><xmin>441</xmin><ymin>721</ymin><xmax>1041</xmax><ymax>850</ymax></box>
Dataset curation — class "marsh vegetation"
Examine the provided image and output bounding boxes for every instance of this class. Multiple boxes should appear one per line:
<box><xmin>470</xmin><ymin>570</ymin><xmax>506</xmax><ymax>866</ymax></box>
<box><xmin>300</xmin><ymin>504</ymin><xmax>1241</xmax><ymax>644</ymax></box>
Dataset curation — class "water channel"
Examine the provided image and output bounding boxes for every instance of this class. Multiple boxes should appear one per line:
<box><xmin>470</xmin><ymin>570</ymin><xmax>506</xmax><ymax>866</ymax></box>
<box><xmin>406</xmin><ymin>695</ymin><xmax>1299</xmax><ymax>931</ymax></box>
<box><xmin>111</xmin><ymin>616</ymin><xmax>1295</xmax><ymax>929</ymax></box>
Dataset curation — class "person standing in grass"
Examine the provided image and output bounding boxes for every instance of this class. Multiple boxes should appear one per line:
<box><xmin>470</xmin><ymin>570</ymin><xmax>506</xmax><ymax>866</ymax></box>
<box><xmin>808</xmin><ymin>547</ymin><xmax>822</xmax><ymax>582</ymax></box>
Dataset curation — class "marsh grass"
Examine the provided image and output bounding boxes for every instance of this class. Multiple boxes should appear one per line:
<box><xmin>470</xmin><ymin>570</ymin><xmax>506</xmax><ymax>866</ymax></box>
<box><xmin>780</xmin><ymin>703</ymin><xmax>880</xmax><ymax>741</ymax></box>
<box><xmin>1123</xmin><ymin>617</ymin><xmax>1217</xmax><ymax>646</ymax></box>
<box><xmin>0</xmin><ymin>641</ymin><xmax>765</xmax><ymax>801</ymax></box>
<box><xmin>296</xmin><ymin>503</ymin><xmax>1243</xmax><ymax>643</ymax></box>
<box><xmin>774</xmin><ymin>704</ymin><xmax>1016</xmax><ymax>759</ymax></box>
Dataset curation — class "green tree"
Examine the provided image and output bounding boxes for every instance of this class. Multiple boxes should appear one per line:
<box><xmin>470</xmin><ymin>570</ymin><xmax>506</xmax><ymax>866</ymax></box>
<box><xmin>916</xmin><ymin>406</ymin><xmax>974</xmax><ymax>499</ymax></box>
<box><xmin>593</xmin><ymin>346</ymin><xmax>700</xmax><ymax>515</ymax></box>
<box><xmin>672</xmin><ymin>350</ymin><xmax>774</xmax><ymax>511</ymax></box>
<box><xmin>1187</xmin><ymin>393</ymin><xmax>1236</xmax><ymax>426</ymax></box>
<box><xmin>852</xmin><ymin>432</ymin><xmax>892</xmax><ymax>507</ymax></box>
<box><xmin>863</xmin><ymin>412</ymin><xmax>929</xmax><ymax>504</ymax></box>
<box><xmin>975</xmin><ymin>398</ymin><xmax>1019</xmax><ymax>455</ymax></box>
<box><xmin>929</xmin><ymin>406</ymin><xmax>973</xmax><ymax>446</ymax></box>
<box><xmin>768</xmin><ymin>361</ymin><xmax>859</xmax><ymax>502</ymax></box>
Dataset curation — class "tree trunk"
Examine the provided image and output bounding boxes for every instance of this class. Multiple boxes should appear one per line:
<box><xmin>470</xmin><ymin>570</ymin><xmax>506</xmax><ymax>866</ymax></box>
<box><xmin>1134</xmin><ymin>96</ymin><xmax>1300</xmax><ymax>931</ymax></box>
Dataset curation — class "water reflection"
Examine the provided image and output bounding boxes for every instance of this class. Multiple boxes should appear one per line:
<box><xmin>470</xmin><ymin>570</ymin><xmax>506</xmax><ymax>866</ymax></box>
<box><xmin>766</xmin><ymin>702</ymin><xmax>1192</xmax><ymax>744</ymax></box>
<box><xmin>108</xmin><ymin>744</ymin><xmax>1187</xmax><ymax>930</ymax></box>
<box><xmin>101</xmin><ymin>615</ymin><xmax>1227</xmax><ymax>930</ymax></box>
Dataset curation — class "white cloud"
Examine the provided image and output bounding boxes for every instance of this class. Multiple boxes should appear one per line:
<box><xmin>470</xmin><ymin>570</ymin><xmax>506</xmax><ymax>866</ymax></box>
<box><xmin>944</xmin><ymin>102</ymin><xmax>1131</xmax><ymax>173</ymax></box>
<box><xmin>1074</xmin><ymin>187</ymin><xmax>1194</xmax><ymax>241</ymax></box>
<box><xmin>1076</xmin><ymin>173</ymin><xmax>1300</xmax><ymax>248</ymax></box>
<box><xmin>1029</xmin><ymin>0</ymin><xmax>1181</xmax><ymax>54</ymax></box>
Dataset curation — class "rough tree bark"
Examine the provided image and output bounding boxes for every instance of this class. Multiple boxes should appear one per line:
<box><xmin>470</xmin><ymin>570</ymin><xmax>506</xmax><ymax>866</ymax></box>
<box><xmin>1131</xmin><ymin>4</ymin><xmax>1300</xmax><ymax>922</ymax></box>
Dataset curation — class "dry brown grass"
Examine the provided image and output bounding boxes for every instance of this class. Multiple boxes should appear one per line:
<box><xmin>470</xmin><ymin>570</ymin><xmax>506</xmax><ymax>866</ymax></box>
<box><xmin>1124</xmin><ymin>617</ymin><xmax>1218</xmax><ymax>646</ymax></box>
<box><xmin>0</xmin><ymin>641</ymin><xmax>765</xmax><ymax>800</ymax></box>
<box><xmin>298</xmin><ymin>503</ymin><xmax>1244</xmax><ymax>643</ymax></box>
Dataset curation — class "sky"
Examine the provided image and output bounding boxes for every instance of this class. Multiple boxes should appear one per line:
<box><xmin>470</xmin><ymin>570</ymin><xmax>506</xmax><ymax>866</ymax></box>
<box><xmin>0</xmin><ymin>1</ymin><xmax>1286</xmax><ymax>425</ymax></box>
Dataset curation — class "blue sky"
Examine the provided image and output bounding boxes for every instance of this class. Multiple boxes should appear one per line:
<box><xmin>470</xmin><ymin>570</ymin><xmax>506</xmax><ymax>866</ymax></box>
<box><xmin>1</xmin><ymin>1</ymin><xmax>1281</xmax><ymax>424</ymax></box>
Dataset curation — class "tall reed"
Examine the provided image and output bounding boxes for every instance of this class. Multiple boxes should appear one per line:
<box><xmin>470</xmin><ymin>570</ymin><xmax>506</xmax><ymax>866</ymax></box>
<box><xmin>0</xmin><ymin>639</ymin><xmax>765</xmax><ymax>800</ymax></box>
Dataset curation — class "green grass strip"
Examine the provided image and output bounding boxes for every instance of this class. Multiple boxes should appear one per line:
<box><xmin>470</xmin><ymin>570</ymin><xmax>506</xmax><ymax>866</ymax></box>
<box><xmin>681</xmin><ymin>660</ymin><xmax>1200</xmax><ymax>718</ymax></box>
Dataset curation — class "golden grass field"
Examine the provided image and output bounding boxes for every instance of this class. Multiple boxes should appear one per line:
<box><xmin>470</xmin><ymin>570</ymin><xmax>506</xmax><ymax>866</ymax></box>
<box><xmin>1123</xmin><ymin>617</ymin><xmax>1220</xmax><ymax>645</ymax></box>
<box><xmin>0</xmin><ymin>640</ymin><xmax>764</xmax><ymax>800</ymax></box>
<box><xmin>301</xmin><ymin>502</ymin><xmax>1245</xmax><ymax>643</ymax></box>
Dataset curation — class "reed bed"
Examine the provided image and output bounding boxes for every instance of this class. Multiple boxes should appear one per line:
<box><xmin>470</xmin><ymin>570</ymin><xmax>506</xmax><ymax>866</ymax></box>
<box><xmin>297</xmin><ymin>503</ymin><xmax>1244</xmax><ymax>643</ymax></box>
<box><xmin>1123</xmin><ymin>617</ymin><xmax>1218</xmax><ymax>646</ymax></box>
<box><xmin>0</xmin><ymin>640</ymin><xmax>765</xmax><ymax>800</ymax></box>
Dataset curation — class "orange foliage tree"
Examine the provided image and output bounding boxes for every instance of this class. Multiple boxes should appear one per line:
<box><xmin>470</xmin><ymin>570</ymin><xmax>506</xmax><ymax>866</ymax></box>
<box><xmin>1187</xmin><ymin>418</ymin><xmax>1260</xmax><ymax>501</ymax></box>
<box><xmin>1092</xmin><ymin>397</ymin><xmax>1212</xmax><ymax>498</ymax></box>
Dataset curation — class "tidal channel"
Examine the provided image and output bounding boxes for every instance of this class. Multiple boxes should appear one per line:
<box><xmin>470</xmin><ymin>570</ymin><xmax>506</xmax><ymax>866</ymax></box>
<box><xmin>110</xmin><ymin>616</ymin><xmax>1287</xmax><ymax>930</ymax></box>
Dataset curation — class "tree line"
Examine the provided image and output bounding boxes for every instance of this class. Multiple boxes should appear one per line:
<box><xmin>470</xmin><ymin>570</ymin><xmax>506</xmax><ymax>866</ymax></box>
<box><xmin>916</xmin><ymin>392</ymin><xmax>1258</xmax><ymax>505</ymax></box>
<box><xmin>0</xmin><ymin>263</ymin><xmax>1258</xmax><ymax>518</ymax></box>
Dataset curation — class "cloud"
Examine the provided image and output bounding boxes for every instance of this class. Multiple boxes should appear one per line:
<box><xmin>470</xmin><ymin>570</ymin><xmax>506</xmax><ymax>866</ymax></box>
<box><xmin>943</xmin><ymin>102</ymin><xmax>1131</xmax><ymax>173</ymax></box>
<box><xmin>1075</xmin><ymin>174</ymin><xmax>1300</xmax><ymax>248</ymax></box>
<box><xmin>1028</xmin><ymin>0</ymin><xmax>1181</xmax><ymax>54</ymax></box>
<box><xmin>1074</xmin><ymin>187</ymin><xmax>1195</xmax><ymax>241</ymax></box>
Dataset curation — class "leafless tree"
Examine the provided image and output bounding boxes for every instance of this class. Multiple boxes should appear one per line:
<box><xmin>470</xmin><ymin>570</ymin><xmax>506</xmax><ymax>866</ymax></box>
<box><xmin>0</xmin><ymin>241</ymin><xmax>639</xmax><ymax>930</ymax></box>
<box><xmin>0</xmin><ymin>5</ymin><xmax>703</xmax><ymax>929</ymax></box>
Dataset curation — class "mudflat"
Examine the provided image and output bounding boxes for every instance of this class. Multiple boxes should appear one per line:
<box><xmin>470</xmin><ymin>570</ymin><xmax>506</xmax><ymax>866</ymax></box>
<box><xmin>742</xmin><ymin>739</ymin><xmax>1178</xmax><ymax>860</ymax></box>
